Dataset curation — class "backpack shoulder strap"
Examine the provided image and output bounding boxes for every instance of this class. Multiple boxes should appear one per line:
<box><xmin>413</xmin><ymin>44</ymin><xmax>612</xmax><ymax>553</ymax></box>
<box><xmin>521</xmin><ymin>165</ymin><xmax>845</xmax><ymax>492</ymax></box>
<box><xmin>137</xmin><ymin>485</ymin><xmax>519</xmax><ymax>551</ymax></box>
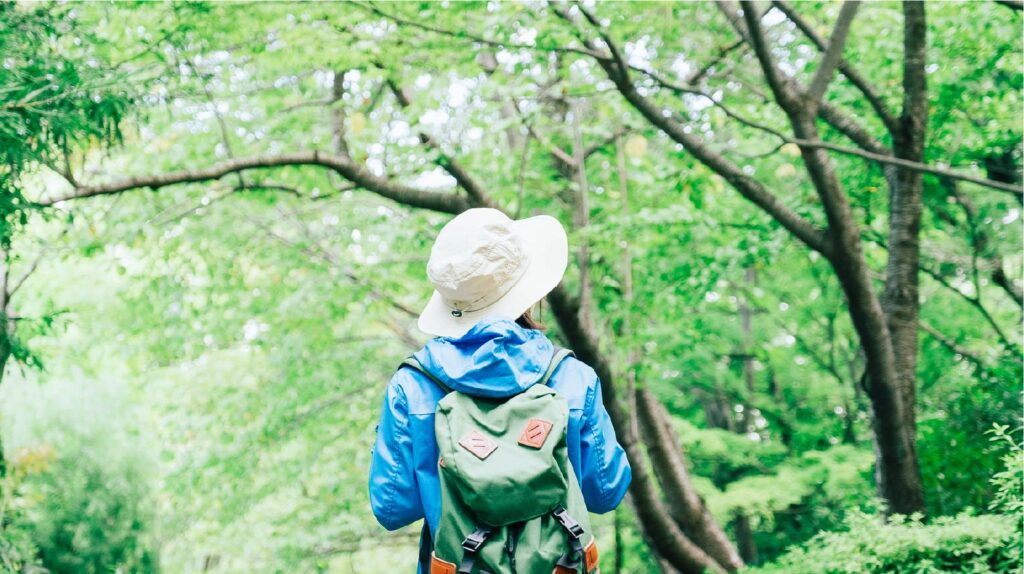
<box><xmin>539</xmin><ymin>346</ymin><xmax>574</xmax><ymax>386</ymax></box>
<box><xmin>401</xmin><ymin>347</ymin><xmax>572</xmax><ymax>393</ymax></box>
<box><xmin>399</xmin><ymin>356</ymin><xmax>453</xmax><ymax>394</ymax></box>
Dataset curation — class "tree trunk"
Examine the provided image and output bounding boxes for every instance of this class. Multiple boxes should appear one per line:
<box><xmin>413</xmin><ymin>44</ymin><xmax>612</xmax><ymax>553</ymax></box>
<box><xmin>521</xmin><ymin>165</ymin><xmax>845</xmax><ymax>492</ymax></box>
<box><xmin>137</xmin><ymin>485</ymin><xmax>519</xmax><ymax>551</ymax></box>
<box><xmin>732</xmin><ymin>0</ymin><xmax>928</xmax><ymax>516</ymax></box>
<box><xmin>874</xmin><ymin>0</ymin><xmax>928</xmax><ymax>516</ymax></box>
<box><xmin>0</xmin><ymin>266</ymin><xmax>10</xmax><ymax>478</ymax></box>
<box><xmin>733</xmin><ymin>513</ymin><xmax>759</xmax><ymax>565</ymax></box>
<box><xmin>546</xmin><ymin>286</ymin><xmax>732</xmax><ymax>573</ymax></box>
<box><xmin>636</xmin><ymin>387</ymin><xmax>745</xmax><ymax>571</ymax></box>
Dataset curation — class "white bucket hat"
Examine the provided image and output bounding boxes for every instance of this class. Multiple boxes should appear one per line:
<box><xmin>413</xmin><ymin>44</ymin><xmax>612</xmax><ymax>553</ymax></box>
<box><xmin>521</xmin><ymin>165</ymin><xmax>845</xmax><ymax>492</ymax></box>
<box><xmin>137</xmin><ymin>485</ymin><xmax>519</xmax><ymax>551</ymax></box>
<box><xmin>418</xmin><ymin>208</ymin><xmax>568</xmax><ymax>338</ymax></box>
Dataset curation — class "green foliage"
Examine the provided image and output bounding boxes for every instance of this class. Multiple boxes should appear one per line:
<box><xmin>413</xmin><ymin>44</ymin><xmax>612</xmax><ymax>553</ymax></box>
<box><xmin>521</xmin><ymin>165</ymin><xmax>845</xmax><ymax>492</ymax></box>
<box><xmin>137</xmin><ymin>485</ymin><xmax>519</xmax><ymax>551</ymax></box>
<box><xmin>1</xmin><ymin>376</ymin><xmax>158</xmax><ymax>574</ymax></box>
<box><xmin>987</xmin><ymin>424</ymin><xmax>1023</xmax><ymax>517</ymax></box>
<box><xmin>749</xmin><ymin>424</ymin><xmax>1024</xmax><ymax>573</ymax></box>
<box><xmin>15</xmin><ymin>453</ymin><xmax>157</xmax><ymax>574</ymax></box>
<box><xmin>746</xmin><ymin>512</ymin><xmax>1019</xmax><ymax>574</ymax></box>
<box><xmin>702</xmin><ymin>445</ymin><xmax>874</xmax><ymax>524</ymax></box>
<box><xmin>0</xmin><ymin>517</ymin><xmax>38</xmax><ymax>574</ymax></box>
<box><xmin>0</xmin><ymin>2</ymin><xmax>130</xmax><ymax>242</ymax></box>
<box><xmin>0</xmin><ymin>1</ymin><xmax>1020</xmax><ymax>572</ymax></box>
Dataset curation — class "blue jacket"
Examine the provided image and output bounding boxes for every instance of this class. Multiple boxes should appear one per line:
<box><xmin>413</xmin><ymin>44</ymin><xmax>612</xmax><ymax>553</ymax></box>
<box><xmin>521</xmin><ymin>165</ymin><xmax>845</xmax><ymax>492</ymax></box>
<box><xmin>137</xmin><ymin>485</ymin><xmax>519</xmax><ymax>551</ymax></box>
<box><xmin>368</xmin><ymin>316</ymin><xmax>632</xmax><ymax>540</ymax></box>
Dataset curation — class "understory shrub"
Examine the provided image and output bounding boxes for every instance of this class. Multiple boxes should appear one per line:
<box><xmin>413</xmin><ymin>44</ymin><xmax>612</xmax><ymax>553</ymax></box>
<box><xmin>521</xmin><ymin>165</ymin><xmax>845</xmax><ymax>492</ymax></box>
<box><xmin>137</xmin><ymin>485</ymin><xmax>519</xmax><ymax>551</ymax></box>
<box><xmin>747</xmin><ymin>424</ymin><xmax>1023</xmax><ymax>574</ymax></box>
<box><xmin>746</xmin><ymin>511</ymin><xmax>1018</xmax><ymax>574</ymax></box>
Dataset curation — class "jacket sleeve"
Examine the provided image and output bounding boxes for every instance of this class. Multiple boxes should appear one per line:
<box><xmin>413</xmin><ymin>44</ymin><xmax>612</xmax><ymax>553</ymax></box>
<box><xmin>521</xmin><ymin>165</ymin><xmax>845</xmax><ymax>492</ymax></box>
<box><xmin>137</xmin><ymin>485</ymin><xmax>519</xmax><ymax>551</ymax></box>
<box><xmin>368</xmin><ymin>374</ymin><xmax>423</xmax><ymax>531</ymax></box>
<box><xmin>578</xmin><ymin>374</ymin><xmax>632</xmax><ymax>514</ymax></box>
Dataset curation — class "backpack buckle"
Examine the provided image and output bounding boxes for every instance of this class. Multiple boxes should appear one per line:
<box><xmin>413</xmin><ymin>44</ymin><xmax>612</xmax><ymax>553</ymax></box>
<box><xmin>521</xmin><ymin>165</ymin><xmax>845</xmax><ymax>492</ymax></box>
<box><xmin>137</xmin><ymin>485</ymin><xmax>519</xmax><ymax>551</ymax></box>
<box><xmin>552</xmin><ymin>507</ymin><xmax>584</xmax><ymax>539</ymax></box>
<box><xmin>461</xmin><ymin>527</ymin><xmax>491</xmax><ymax>553</ymax></box>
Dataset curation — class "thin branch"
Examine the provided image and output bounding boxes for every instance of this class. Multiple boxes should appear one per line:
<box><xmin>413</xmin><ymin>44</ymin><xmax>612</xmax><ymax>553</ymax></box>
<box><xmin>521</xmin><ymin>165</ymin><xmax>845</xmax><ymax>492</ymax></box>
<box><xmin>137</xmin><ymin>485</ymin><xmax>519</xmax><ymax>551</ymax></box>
<box><xmin>38</xmin><ymin>151</ymin><xmax>470</xmax><ymax>215</ymax></box>
<box><xmin>798</xmin><ymin>139</ymin><xmax>1023</xmax><ymax>196</ymax></box>
<box><xmin>382</xmin><ymin>74</ymin><xmax>500</xmax><ymax>210</ymax></box>
<box><xmin>805</xmin><ymin>1</ymin><xmax>861</xmax><ymax>111</ymax></box>
<box><xmin>772</xmin><ymin>0</ymin><xmax>899</xmax><ymax>134</ymax></box>
<box><xmin>353</xmin><ymin>1</ymin><xmax>606</xmax><ymax>60</ymax></box>
<box><xmin>686</xmin><ymin>39</ymin><xmax>745</xmax><ymax>85</ymax></box>
<box><xmin>918</xmin><ymin>263</ymin><xmax>1021</xmax><ymax>357</ymax></box>
<box><xmin>257</xmin><ymin>218</ymin><xmax>419</xmax><ymax>320</ymax></box>
<box><xmin>641</xmin><ymin>72</ymin><xmax>1022</xmax><ymax>196</ymax></box>
<box><xmin>153</xmin><ymin>181</ymin><xmax>307</xmax><ymax>227</ymax></box>
<box><xmin>584</xmin><ymin>125</ymin><xmax>630</xmax><ymax>159</ymax></box>
<box><xmin>942</xmin><ymin>178</ymin><xmax>1022</xmax><ymax>309</ymax></box>
<box><xmin>512</xmin><ymin>100</ymin><xmax>577</xmax><ymax>167</ymax></box>
<box><xmin>736</xmin><ymin>0</ymin><xmax>801</xmax><ymax>113</ymax></box>
<box><xmin>919</xmin><ymin>321</ymin><xmax>990</xmax><ymax>372</ymax></box>
<box><xmin>553</xmin><ymin>1</ymin><xmax>834</xmax><ymax>258</ymax></box>
<box><xmin>9</xmin><ymin>226</ymin><xmax>72</xmax><ymax>298</ymax></box>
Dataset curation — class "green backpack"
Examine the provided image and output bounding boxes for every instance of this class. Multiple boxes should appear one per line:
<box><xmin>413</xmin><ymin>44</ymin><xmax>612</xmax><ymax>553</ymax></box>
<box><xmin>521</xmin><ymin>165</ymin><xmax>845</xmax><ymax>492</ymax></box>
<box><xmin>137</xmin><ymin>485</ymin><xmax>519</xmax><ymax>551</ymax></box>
<box><xmin>401</xmin><ymin>348</ymin><xmax>600</xmax><ymax>574</ymax></box>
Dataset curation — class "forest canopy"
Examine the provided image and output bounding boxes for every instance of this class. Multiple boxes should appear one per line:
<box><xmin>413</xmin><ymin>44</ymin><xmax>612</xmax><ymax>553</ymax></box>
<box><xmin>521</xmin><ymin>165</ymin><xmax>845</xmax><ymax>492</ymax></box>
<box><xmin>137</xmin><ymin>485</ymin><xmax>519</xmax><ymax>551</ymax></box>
<box><xmin>0</xmin><ymin>1</ymin><xmax>1021</xmax><ymax>573</ymax></box>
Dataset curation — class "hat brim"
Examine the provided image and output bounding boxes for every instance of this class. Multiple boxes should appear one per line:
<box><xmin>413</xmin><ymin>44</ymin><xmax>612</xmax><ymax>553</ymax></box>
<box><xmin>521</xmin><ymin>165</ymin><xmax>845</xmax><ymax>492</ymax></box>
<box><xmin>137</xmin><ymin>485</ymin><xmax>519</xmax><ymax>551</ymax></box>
<box><xmin>417</xmin><ymin>214</ymin><xmax>568</xmax><ymax>339</ymax></box>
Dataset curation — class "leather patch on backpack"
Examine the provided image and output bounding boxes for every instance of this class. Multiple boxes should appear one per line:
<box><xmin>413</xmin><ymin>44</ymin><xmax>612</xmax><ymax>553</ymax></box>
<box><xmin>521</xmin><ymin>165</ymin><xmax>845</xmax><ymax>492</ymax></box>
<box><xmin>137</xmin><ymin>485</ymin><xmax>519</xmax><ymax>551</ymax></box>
<box><xmin>518</xmin><ymin>418</ymin><xmax>553</xmax><ymax>449</ymax></box>
<box><xmin>458</xmin><ymin>429</ymin><xmax>498</xmax><ymax>460</ymax></box>
<box><xmin>584</xmin><ymin>539</ymin><xmax>600</xmax><ymax>571</ymax></box>
<box><xmin>430</xmin><ymin>553</ymin><xmax>456</xmax><ymax>574</ymax></box>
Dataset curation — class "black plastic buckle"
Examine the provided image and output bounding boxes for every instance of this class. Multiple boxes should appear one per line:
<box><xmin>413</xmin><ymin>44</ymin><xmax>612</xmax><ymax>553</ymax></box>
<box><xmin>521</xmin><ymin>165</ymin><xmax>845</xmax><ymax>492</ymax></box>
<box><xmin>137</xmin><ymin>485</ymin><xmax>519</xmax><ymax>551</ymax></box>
<box><xmin>462</xmin><ymin>528</ymin><xmax>490</xmax><ymax>553</ymax></box>
<box><xmin>552</xmin><ymin>506</ymin><xmax>585</xmax><ymax>539</ymax></box>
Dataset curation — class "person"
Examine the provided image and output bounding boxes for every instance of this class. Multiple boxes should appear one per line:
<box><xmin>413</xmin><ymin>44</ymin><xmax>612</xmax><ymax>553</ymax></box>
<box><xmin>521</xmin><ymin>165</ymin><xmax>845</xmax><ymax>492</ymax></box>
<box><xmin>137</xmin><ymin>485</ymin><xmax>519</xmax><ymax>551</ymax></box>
<box><xmin>368</xmin><ymin>208</ymin><xmax>631</xmax><ymax>573</ymax></box>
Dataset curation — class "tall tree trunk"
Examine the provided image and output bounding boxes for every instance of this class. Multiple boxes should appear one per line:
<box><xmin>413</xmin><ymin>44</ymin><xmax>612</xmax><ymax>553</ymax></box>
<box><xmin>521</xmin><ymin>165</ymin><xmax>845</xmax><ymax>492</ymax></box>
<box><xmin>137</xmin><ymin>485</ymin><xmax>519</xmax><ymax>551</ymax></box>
<box><xmin>552</xmin><ymin>136</ymin><xmax>737</xmax><ymax>568</ymax></box>
<box><xmin>734</xmin><ymin>268</ymin><xmax>760</xmax><ymax>563</ymax></box>
<box><xmin>734</xmin><ymin>0</ymin><xmax>928</xmax><ymax>516</ymax></box>
<box><xmin>0</xmin><ymin>258</ymin><xmax>10</xmax><ymax>478</ymax></box>
<box><xmin>875</xmin><ymin>0</ymin><xmax>928</xmax><ymax>515</ymax></box>
<box><xmin>0</xmin><ymin>346</ymin><xmax>7</xmax><ymax>478</ymax></box>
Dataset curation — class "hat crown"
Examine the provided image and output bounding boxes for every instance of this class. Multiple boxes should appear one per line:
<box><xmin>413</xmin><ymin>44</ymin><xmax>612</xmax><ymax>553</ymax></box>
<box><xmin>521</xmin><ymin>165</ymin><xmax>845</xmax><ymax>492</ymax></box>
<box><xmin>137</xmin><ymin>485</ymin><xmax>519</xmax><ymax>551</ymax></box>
<box><xmin>426</xmin><ymin>209</ymin><xmax>530</xmax><ymax>313</ymax></box>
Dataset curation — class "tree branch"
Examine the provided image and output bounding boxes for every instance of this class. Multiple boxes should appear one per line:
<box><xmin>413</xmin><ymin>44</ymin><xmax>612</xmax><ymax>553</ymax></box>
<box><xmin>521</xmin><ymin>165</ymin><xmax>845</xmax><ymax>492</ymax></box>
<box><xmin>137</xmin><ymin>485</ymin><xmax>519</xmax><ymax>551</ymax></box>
<box><xmin>384</xmin><ymin>75</ymin><xmax>501</xmax><ymax>210</ymax></box>
<box><xmin>354</xmin><ymin>1</ymin><xmax>606</xmax><ymax>60</ymax></box>
<box><xmin>553</xmin><ymin>2</ymin><xmax>834</xmax><ymax>258</ymax></box>
<box><xmin>635</xmin><ymin>71</ymin><xmax>1019</xmax><ymax>195</ymax></box>
<box><xmin>736</xmin><ymin>0</ymin><xmax>801</xmax><ymax>113</ymax></box>
<box><xmin>805</xmin><ymin>1</ymin><xmax>861</xmax><ymax>112</ymax></box>
<box><xmin>993</xmin><ymin>0</ymin><xmax>1023</xmax><ymax>11</ymax></box>
<box><xmin>773</xmin><ymin>0</ymin><xmax>899</xmax><ymax>134</ymax></box>
<box><xmin>919</xmin><ymin>320</ymin><xmax>990</xmax><ymax>373</ymax></box>
<box><xmin>918</xmin><ymin>263</ymin><xmax>1021</xmax><ymax>358</ymax></box>
<box><xmin>38</xmin><ymin>152</ymin><xmax>470</xmax><ymax>215</ymax></box>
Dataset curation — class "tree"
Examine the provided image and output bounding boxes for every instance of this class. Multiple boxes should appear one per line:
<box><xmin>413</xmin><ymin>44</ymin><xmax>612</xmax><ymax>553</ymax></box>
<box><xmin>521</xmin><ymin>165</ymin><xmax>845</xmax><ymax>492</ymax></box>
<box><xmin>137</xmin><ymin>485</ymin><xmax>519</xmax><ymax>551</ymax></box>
<box><xmin>18</xmin><ymin>1</ymin><xmax>1021</xmax><ymax>571</ymax></box>
<box><xmin>0</xmin><ymin>1</ymin><xmax>130</xmax><ymax>482</ymax></box>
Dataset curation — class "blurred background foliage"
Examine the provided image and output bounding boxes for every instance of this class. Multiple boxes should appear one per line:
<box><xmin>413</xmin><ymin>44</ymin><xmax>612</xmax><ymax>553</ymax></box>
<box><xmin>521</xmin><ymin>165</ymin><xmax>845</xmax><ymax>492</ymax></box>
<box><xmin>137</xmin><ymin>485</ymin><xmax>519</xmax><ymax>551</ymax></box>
<box><xmin>0</xmin><ymin>1</ymin><xmax>1020</xmax><ymax>573</ymax></box>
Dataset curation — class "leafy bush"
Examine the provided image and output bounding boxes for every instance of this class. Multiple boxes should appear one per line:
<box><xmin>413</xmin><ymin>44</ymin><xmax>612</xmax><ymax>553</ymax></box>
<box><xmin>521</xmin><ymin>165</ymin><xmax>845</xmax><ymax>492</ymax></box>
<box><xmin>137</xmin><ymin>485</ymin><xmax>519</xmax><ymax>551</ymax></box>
<box><xmin>2</xmin><ymin>376</ymin><xmax>158</xmax><ymax>574</ymax></box>
<box><xmin>0</xmin><ymin>523</ymin><xmax>39</xmax><ymax>574</ymax></box>
<box><xmin>14</xmin><ymin>451</ymin><xmax>158</xmax><ymax>574</ymax></box>
<box><xmin>987</xmin><ymin>424</ymin><xmax>1023</xmax><ymax>517</ymax></box>
<box><xmin>745</xmin><ymin>512</ymin><xmax>1018</xmax><ymax>574</ymax></box>
<box><xmin>747</xmin><ymin>424</ymin><xmax>1023</xmax><ymax>573</ymax></box>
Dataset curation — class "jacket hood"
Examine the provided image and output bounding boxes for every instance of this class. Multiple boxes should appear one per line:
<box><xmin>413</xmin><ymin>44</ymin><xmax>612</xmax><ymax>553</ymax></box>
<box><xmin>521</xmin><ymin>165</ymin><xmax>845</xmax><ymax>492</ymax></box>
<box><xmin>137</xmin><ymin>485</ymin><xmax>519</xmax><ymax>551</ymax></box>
<box><xmin>412</xmin><ymin>315</ymin><xmax>555</xmax><ymax>399</ymax></box>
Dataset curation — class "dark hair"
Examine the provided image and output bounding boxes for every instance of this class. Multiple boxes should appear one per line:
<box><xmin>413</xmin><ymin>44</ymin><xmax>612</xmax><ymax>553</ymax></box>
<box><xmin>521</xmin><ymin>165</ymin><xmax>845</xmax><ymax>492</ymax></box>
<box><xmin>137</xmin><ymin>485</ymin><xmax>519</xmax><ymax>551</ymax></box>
<box><xmin>516</xmin><ymin>303</ymin><xmax>546</xmax><ymax>330</ymax></box>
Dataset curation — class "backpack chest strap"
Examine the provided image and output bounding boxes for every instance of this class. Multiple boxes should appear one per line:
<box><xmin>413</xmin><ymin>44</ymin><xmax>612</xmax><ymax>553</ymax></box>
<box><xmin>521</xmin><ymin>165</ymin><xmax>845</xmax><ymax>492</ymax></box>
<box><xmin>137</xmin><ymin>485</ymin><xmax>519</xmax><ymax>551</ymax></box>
<box><xmin>457</xmin><ymin>527</ymin><xmax>493</xmax><ymax>574</ymax></box>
